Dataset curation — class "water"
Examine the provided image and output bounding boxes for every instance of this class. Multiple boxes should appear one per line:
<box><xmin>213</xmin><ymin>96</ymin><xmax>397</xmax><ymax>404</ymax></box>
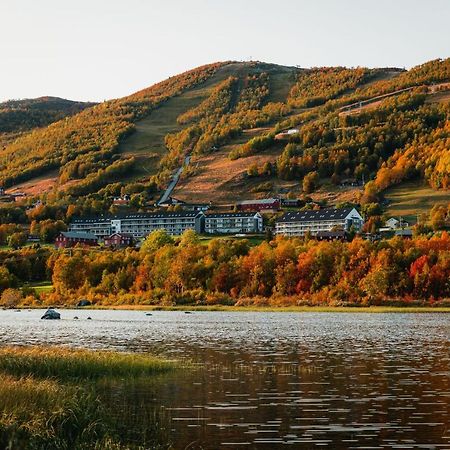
<box><xmin>0</xmin><ymin>309</ymin><xmax>449</xmax><ymax>449</ymax></box>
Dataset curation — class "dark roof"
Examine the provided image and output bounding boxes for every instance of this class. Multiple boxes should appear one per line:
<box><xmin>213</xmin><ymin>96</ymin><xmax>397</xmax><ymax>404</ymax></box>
<box><xmin>70</xmin><ymin>211</ymin><xmax>203</xmax><ymax>224</ymax></box>
<box><xmin>395</xmin><ymin>229</ymin><xmax>413</xmax><ymax>236</ymax></box>
<box><xmin>61</xmin><ymin>231</ymin><xmax>98</xmax><ymax>240</ymax></box>
<box><xmin>205</xmin><ymin>212</ymin><xmax>260</xmax><ymax>219</ymax></box>
<box><xmin>117</xmin><ymin>211</ymin><xmax>201</xmax><ymax>219</ymax></box>
<box><xmin>277</xmin><ymin>207</ymin><xmax>357</xmax><ymax>223</ymax></box>
<box><xmin>70</xmin><ymin>216</ymin><xmax>111</xmax><ymax>224</ymax></box>
<box><xmin>106</xmin><ymin>233</ymin><xmax>133</xmax><ymax>239</ymax></box>
<box><xmin>237</xmin><ymin>198</ymin><xmax>279</xmax><ymax>205</ymax></box>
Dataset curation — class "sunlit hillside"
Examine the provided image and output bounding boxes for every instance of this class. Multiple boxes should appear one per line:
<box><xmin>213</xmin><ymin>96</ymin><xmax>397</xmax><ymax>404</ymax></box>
<box><xmin>0</xmin><ymin>58</ymin><xmax>448</xmax><ymax>217</ymax></box>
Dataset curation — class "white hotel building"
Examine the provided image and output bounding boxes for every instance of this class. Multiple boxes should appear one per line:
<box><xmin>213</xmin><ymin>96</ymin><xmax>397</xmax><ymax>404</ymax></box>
<box><xmin>275</xmin><ymin>207</ymin><xmax>363</xmax><ymax>237</ymax></box>
<box><xmin>69</xmin><ymin>211</ymin><xmax>204</xmax><ymax>238</ymax></box>
<box><xmin>204</xmin><ymin>212</ymin><xmax>263</xmax><ymax>234</ymax></box>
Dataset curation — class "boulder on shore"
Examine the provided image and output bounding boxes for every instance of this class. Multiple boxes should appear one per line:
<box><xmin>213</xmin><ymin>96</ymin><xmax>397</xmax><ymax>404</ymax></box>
<box><xmin>41</xmin><ymin>309</ymin><xmax>61</xmax><ymax>320</ymax></box>
<box><xmin>77</xmin><ymin>299</ymin><xmax>92</xmax><ymax>307</ymax></box>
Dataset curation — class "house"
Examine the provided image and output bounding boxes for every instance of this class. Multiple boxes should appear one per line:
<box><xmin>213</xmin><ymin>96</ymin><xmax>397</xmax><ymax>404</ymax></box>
<box><xmin>55</xmin><ymin>232</ymin><xmax>98</xmax><ymax>249</ymax></box>
<box><xmin>275</xmin><ymin>207</ymin><xmax>364</xmax><ymax>237</ymax></box>
<box><xmin>236</xmin><ymin>198</ymin><xmax>280</xmax><ymax>212</ymax></box>
<box><xmin>113</xmin><ymin>195</ymin><xmax>130</xmax><ymax>206</ymax></box>
<box><xmin>11</xmin><ymin>192</ymin><xmax>26</xmax><ymax>202</ymax></box>
<box><xmin>69</xmin><ymin>211</ymin><xmax>205</xmax><ymax>239</ymax></box>
<box><xmin>27</xmin><ymin>234</ymin><xmax>41</xmax><ymax>243</ymax></box>
<box><xmin>157</xmin><ymin>197</ymin><xmax>186</xmax><ymax>208</ymax></box>
<box><xmin>183</xmin><ymin>203</ymin><xmax>211</xmax><ymax>212</ymax></box>
<box><xmin>385</xmin><ymin>217</ymin><xmax>409</xmax><ymax>229</ymax></box>
<box><xmin>280</xmin><ymin>198</ymin><xmax>302</xmax><ymax>208</ymax></box>
<box><xmin>385</xmin><ymin>218</ymin><xmax>400</xmax><ymax>229</ymax></box>
<box><xmin>275</xmin><ymin>129</ymin><xmax>299</xmax><ymax>140</ymax></box>
<box><xmin>204</xmin><ymin>212</ymin><xmax>263</xmax><ymax>234</ymax></box>
<box><xmin>104</xmin><ymin>233</ymin><xmax>134</xmax><ymax>248</ymax></box>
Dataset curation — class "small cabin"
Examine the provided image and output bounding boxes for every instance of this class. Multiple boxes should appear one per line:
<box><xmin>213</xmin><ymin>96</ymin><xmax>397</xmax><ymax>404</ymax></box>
<box><xmin>104</xmin><ymin>233</ymin><xmax>134</xmax><ymax>248</ymax></box>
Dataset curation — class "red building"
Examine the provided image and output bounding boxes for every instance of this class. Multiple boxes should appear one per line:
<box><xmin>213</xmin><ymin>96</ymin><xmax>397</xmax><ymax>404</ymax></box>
<box><xmin>55</xmin><ymin>232</ymin><xmax>98</xmax><ymax>249</ymax></box>
<box><xmin>104</xmin><ymin>233</ymin><xmax>134</xmax><ymax>248</ymax></box>
<box><xmin>236</xmin><ymin>198</ymin><xmax>280</xmax><ymax>212</ymax></box>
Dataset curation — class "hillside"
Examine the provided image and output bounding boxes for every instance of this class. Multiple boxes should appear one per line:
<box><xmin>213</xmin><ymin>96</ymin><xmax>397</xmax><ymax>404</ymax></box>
<box><xmin>0</xmin><ymin>58</ymin><xmax>448</xmax><ymax>220</ymax></box>
<box><xmin>0</xmin><ymin>96</ymin><xmax>96</xmax><ymax>147</ymax></box>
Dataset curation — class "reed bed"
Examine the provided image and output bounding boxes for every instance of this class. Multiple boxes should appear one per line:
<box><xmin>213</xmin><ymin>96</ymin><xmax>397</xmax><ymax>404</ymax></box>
<box><xmin>0</xmin><ymin>346</ymin><xmax>177</xmax><ymax>381</ymax></box>
<box><xmin>0</xmin><ymin>346</ymin><xmax>177</xmax><ymax>449</ymax></box>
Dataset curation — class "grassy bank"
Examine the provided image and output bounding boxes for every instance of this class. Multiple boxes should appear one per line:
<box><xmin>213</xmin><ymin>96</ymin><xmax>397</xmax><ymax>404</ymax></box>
<box><xmin>0</xmin><ymin>346</ymin><xmax>177</xmax><ymax>449</ymax></box>
<box><xmin>0</xmin><ymin>346</ymin><xmax>177</xmax><ymax>381</ymax></box>
<box><xmin>88</xmin><ymin>304</ymin><xmax>450</xmax><ymax>313</ymax></box>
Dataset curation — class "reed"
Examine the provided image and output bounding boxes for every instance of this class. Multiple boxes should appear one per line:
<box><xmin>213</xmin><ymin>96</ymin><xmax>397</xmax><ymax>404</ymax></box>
<box><xmin>0</xmin><ymin>346</ymin><xmax>177</xmax><ymax>449</ymax></box>
<box><xmin>0</xmin><ymin>346</ymin><xmax>177</xmax><ymax>381</ymax></box>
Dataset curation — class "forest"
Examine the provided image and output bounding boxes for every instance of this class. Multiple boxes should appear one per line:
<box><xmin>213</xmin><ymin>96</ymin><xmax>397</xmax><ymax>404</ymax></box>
<box><xmin>0</xmin><ymin>230</ymin><xmax>448</xmax><ymax>308</ymax></box>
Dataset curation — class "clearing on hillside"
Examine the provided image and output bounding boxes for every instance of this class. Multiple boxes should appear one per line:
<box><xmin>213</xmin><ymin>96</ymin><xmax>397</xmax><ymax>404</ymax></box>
<box><xmin>384</xmin><ymin>181</ymin><xmax>450</xmax><ymax>224</ymax></box>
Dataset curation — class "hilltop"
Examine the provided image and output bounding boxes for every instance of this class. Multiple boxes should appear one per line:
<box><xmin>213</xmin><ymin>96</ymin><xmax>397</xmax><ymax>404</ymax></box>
<box><xmin>0</xmin><ymin>96</ymin><xmax>96</xmax><ymax>148</ymax></box>
<box><xmin>0</xmin><ymin>58</ymin><xmax>448</xmax><ymax>221</ymax></box>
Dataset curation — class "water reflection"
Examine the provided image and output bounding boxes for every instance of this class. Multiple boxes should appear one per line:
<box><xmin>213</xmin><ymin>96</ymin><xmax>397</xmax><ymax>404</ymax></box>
<box><xmin>0</xmin><ymin>310</ymin><xmax>448</xmax><ymax>449</ymax></box>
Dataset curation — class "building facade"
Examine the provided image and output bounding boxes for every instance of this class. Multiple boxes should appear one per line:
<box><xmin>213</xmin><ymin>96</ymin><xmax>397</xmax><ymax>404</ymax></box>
<box><xmin>55</xmin><ymin>232</ymin><xmax>98</xmax><ymax>249</ymax></box>
<box><xmin>69</xmin><ymin>212</ymin><xmax>204</xmax><ymax>239</ymax></box>
<box><xmin>236</xmin><ymin>198</ymin><xmax>280</xmax><ymax>212</ymax></box>
<box><xmin>69</xmin><ymin>217</ymin><xmax>112</xmax><ymax>238</ymax></box>
<box><xmin>275</xmin><ymin>207</ymin><xmax>363</xmax><ymax>237</ymax></box>
<box><xmin>104</xmin><ymin>233</ymin><xmax>134</xmax><ymax>248</ymax></box>
<box><xmin>204</xmin><ymin>212</ymin><xmax>263</xmax><ymax>234</ymax></box>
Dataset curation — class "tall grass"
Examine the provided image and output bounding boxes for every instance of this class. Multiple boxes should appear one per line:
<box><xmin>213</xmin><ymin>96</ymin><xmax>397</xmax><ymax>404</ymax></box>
<box><xmin>0</xmin><ymin>346</ymin><xmax>177</xmax><ymax>449</ymax></box>
<box><xmin>0</xmin><ymin>346</ymin><xmax>177</xmax><ymax>381</ymax></box>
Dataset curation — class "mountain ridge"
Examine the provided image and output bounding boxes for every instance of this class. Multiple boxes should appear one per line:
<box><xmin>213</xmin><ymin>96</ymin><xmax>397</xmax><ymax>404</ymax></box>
<box><xmin>0</xmin><ymin>58</ymin><xmax>448</xmax><ymax>220</ymax></box>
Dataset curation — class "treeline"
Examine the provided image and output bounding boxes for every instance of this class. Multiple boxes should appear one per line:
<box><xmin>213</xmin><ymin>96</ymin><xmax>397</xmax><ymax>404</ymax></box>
<box><xmin>0</xmin><ymin>97</ymin><xmax>95</xmax><ymax>134</ymax></box>
<box><xmin>329</xmin><ymin>58</ymin><xmax>450</xmax><ymax>110</ymax></box>
<box><xmin>1</xmin><ymin>231</ymin><xmax>448</xmax><ymax>307</ymax></box>
<box><xmin>288</xmin><ymin>67</ymin><xmax>375</xmax><ymax>107</ymax></box>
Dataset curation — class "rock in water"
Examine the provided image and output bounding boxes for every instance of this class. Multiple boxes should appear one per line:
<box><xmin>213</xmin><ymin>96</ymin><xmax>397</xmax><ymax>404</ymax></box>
<box><xmin>41</xmin><ymin>309</ymin><xmax>61</xmax><ymax>320</ymax></box>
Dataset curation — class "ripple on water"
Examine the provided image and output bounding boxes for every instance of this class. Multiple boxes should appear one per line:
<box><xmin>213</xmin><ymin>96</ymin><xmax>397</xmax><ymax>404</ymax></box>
<box><xmin>0</xmin><ymin>309</ymin><xmax>449</xmax><ymax>449</ymax></box>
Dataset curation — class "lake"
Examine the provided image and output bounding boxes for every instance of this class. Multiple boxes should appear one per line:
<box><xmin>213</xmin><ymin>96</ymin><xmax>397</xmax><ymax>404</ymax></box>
<box><xmin>0</xmin><ymin>310</ymin><xmax>448</xmax><ymax>449</ymax></box>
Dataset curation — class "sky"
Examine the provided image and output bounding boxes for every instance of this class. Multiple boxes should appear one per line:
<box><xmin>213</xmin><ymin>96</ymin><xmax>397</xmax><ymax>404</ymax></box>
<box><xmin>0</xmin><ymin>0</ymin><xmax>449</xmax><ymax>102</ymax></box>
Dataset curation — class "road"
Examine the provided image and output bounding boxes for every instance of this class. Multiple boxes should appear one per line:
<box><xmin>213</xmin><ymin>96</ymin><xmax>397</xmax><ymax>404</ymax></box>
<box><xmin>157</xmin><ymin>155</ymin><xmax>191</xmax><ymax>205</ymax></box>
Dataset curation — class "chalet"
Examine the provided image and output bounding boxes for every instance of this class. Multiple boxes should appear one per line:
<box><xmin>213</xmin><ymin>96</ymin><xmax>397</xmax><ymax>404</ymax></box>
<box><xmin>204</xmin><ymin>212</ymin><xmax>263</xmax><ymax>234</ymax></box>
<box><xmin>104</xmin><ymin>233</ymin><xmax>134</xmax><ymax>248</ymax></box>
<box><xmin>55</xmin><ymin>232</ymin><xmax>98</xmax><ymax>249</ymax></box>
<box><xmin>275</xmin><ymin>207</ymin><xmax>364</xmax><ymax>237</ymax></box>
<box><xmin>236</xmin><ymin>198</ymin><xmax>280</xmax><ymax>212</ymax></box>
<box><xmin>385</xmin><ymin>217</ymin><xmax>409</xmax><ymax>230</ymax></box>
<box><xmin>113</xmin><ymin>195</ymin><xmax>130</xmax><ymax>206</ymax></box>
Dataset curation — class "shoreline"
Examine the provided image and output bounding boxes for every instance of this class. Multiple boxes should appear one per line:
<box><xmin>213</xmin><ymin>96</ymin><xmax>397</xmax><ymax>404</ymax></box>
<box><xmin>9</xmin><ymin>305</ymin><xmax>450</xmax><ymax>313</ymax></box>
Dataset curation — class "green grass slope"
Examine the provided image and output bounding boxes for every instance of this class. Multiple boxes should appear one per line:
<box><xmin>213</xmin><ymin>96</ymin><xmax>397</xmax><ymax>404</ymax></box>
<box><xmin>385</xmin><ymin>181</ymin><xmax>450</xmax><ymax>224</ymax></box>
